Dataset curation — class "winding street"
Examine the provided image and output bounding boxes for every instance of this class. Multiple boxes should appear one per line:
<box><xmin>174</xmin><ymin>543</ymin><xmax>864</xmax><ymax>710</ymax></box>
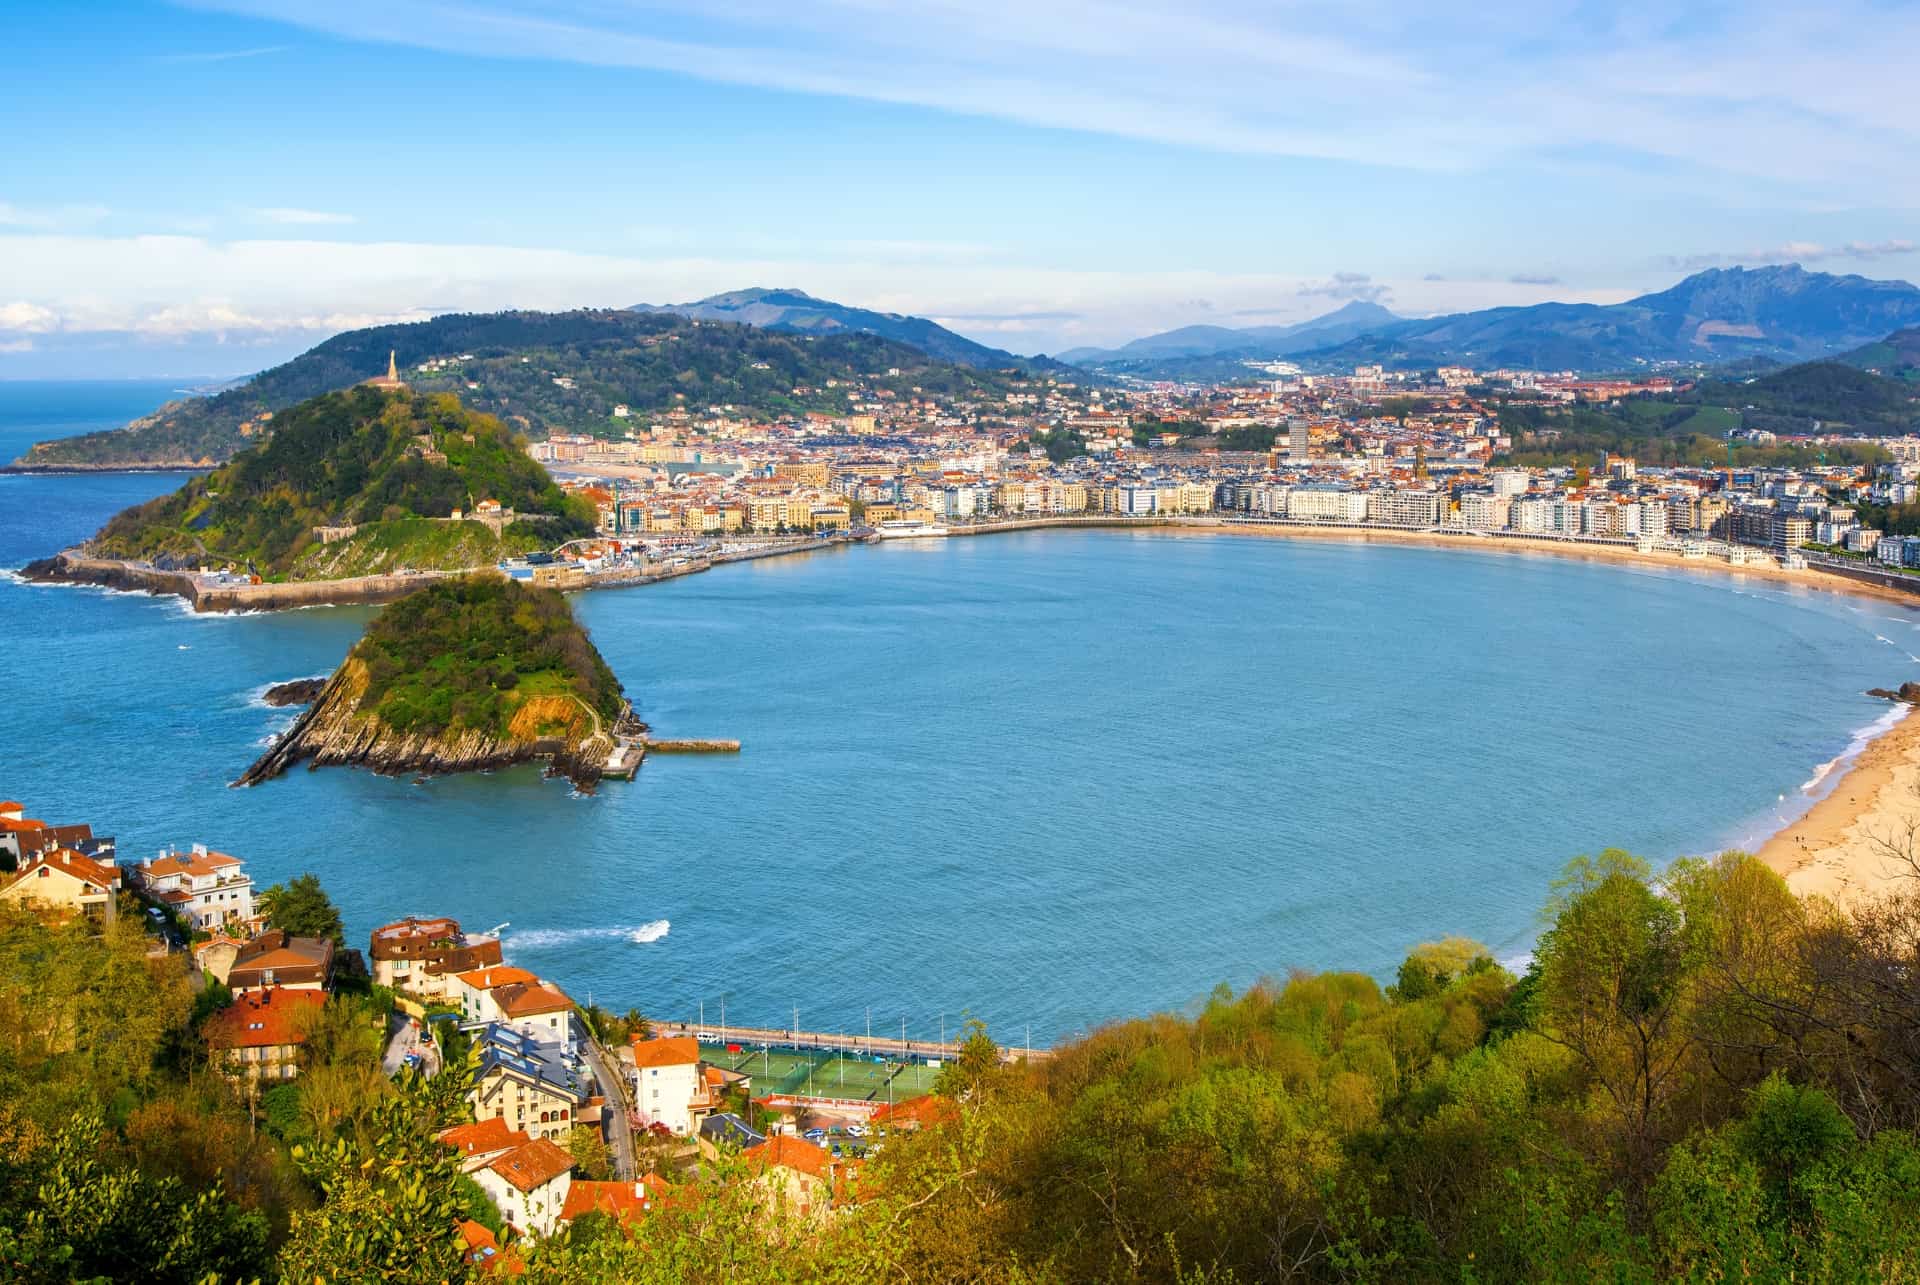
<box><xmin>580</xmin><ymin>1033</ymin><xmax>636</xmax><ymax>1180</ymax></box>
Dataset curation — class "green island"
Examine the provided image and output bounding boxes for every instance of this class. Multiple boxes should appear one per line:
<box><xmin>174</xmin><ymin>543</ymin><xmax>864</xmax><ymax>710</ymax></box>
<box><xmin>7</xmin><ymin>847</ymin><xmax>1920</xmax><ymax>1281</ymax></box>
<box><xmin>83</xmin><ymin>385</ymin><xmax>593</xmax><ymax>581</ymax></box>
<box><xmin>9</xmin><ymin>310</ymin><xmax>1052</xmax><ymax>470</ymax></box>
<box><xmin>238</xmin><ymin>575</ymin><xmax>630</xmax><ymax>787</ymax></box>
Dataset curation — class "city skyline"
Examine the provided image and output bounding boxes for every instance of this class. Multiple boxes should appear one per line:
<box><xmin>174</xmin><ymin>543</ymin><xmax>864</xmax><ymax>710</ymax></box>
<box><xmin>3</xmin><ymin>0</ymin><xmax>1917</xmax><ymax>376</ymax></box>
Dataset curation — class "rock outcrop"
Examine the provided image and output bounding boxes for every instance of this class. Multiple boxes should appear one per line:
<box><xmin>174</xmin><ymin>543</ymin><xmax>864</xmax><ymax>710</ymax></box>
<box><xmin>1866</xmin><ymin>682</ymin><xmax>1920</xmax><ymax>703</ymax></box>
<box><xmin>237</xmin><ymin>659</ymin><xmax>622</xmax><ymax>790</ymax></box>
<box><xmin>262</xmin><ymin>677</ymin><xmax>328</xmax><ymax>707</ymax></box>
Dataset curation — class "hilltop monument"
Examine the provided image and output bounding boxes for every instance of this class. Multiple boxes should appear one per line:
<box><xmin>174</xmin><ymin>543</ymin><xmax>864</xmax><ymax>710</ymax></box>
<box><xmin>362</xmin><ymin>349</ymin><xmax>407</xmax><ymax>392</ymax></box>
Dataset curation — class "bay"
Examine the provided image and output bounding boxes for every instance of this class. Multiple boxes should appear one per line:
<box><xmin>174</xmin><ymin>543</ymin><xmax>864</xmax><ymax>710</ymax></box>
<box><xmin>2</xmin><ymin>381</ymin><xmax>1915</xmax><ymax>1044</ymax></box>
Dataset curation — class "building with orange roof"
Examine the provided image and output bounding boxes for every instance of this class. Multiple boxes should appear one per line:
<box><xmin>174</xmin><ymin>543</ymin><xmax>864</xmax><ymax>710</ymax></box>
<box><xmin>629</xmin><ymin>1035</ymin><xmax>704</xmax><ymax>1135</ymax></box>
<box><xmin>458</xmin><ymin>1219</ymin><xmax>526</xmax><ymax>1275</ymax></box>
<box><xmin>490</xmin><ymin>979</ymin><xmax>577</xmax><ymax>1046</ymax></box>
<box><xmin>0</xmin><ymin>847</ymin><xmax>120</xmax><ymax>925</ymax></box>
<box><xmin>204</xmin><ymin>987</ymin><xmax>327</xmax><ymax>1083</ymax></box>
<box><xmin>869</xmin><ymin>1094</ymin><xmax>960</xmax><ymax>1131</ymax></box>
<box><xmin>741</xmin><ymin>1134</ymin><xmax>836</xmax><ymax>1219</ymax></box>
<box><xmin>475</xmin><ymin>1137</ymin><xmax>574</xmax><ymax>1237</ymax></box>
<box><xmin>454</xmin><ymin>965</ymin><xmax>539</xmax><ymax>1025</ymax></box>
<box><xmin>369</xmin><ymin>916</ymin><xmax>504</xmax><ymax>1001</ymax></box>
<box><xmin>129</xmin><ymin>844</ymin><xmax>253</xmax><ymax>932</ymax></box>
<box><xmin>0</xmin><ymin>801</ymin><xmax>99</xmax><ymax>866</ymax></box>
<box><xmin>438</xmin><ymin>1117</ymin><xmax>533</xmax><ymax>1171</ymax></box>
<box><xmin>558</xmin><ymin>1175</ymin><xmax>667</xmax><ymax>1227</ymax></box>
<box><xmin>227</xmin><ymin>929</ymin><xmax>335</xmax><ymax>995</ymax></box>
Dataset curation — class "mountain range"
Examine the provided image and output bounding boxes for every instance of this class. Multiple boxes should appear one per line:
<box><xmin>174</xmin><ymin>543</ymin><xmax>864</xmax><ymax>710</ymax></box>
<box><xmin>1078</xmin><ymin>266</ymin><xmax>1920</xmax><ymax>379</ymax></box>
<box><xmin>630</xmin><ymin>287</ymin><xmax>1084</xmax><ymax>377</ymax></box>
<box><xmin>1055</xmin><ymin>301</ymin><xmax>1401</xmax><ymax>366</ymax></box>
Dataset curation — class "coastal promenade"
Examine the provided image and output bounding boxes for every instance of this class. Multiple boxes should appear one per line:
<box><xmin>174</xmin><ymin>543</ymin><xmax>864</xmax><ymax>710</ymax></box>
<box><xmin>651</xmin><ymin>1018</ymin><xmax>1053</xmax><ymax>1064</ymax></box>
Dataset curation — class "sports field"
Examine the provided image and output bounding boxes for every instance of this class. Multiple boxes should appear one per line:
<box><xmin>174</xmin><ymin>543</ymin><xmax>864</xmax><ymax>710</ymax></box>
<box><xmin>700</xmin><ymin>1042</ymin><xmax>943</xmax><ymax>1102</ymax></box>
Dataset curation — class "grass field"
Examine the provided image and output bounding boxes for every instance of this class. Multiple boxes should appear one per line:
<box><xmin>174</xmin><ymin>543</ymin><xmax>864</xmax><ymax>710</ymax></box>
<box><xmin>700</xmin><ymin>1043</ymin><xmax>944</xmax><ymax>1102</ymax></box>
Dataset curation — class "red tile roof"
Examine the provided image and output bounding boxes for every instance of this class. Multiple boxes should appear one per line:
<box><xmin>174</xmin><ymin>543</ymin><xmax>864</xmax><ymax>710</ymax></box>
<box><xmin>5</xmin><ymin>847</ymin><xmax>118</xmax><ymax>894</ymax></box>
<box><xmin>869</xmin><ymin>1094</ymin><xmax>960</xmax><ymax>1129</ymax></box>
<box><xmin>487</xmin><ymin>1138</ymin><xmax>574</xmax><ymax>1193</ymax></box>
<box><xmin>493</xmin><ymin>980</ymin><xmax>573</xmax><ymax>1018</ymax></box>
<box><xmin>630</xmin><ymin>1035</ymin><xmax>699</xmax><ymax>1069</ymax></box>
<box><xmin>439</xmin><ymin>1117</ymin><xmax>532</xmax><ymax>1158</ymax></box>
<box><xmin>456</xmin><ymin>965</ymin><xmax>539</xmax><ymax>991</ymax></box>
<box><xmin>205</xmin><ymin>988</ymin><xmax>327</xmax><ymax>1050</ymax></box>
<box><xmin>143</xmin><ymin>849</ymin><xmax>243</xmax><ymax>879</ymax></box>
<box><xmin>458</xmin><ymin>1221</ymin><xmax>525</xmax><ymax>1276</ymax></box>
<box><xmin>743</xmin><ymin>1135</ymin><xmax>832</xmax><ymax>1182</ymax></box>
<box><xmin>559</xmin><ymin>1176</ymin><xmax>666</xmax><ymax>1224</ymax></box>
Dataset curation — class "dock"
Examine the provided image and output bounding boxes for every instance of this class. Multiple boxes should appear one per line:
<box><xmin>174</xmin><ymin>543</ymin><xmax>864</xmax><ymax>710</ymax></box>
<box><xmin>600</xmin><ymin>739</ymin><xmax>646</xmax><ymax>780</ymax></box>
<box><xmin>644</xmin><ymin>738</ymin><xmax>741</xmax><ymax>754</ymax></box>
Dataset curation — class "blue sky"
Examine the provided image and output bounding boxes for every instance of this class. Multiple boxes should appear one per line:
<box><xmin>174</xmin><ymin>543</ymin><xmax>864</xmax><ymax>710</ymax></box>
<box><xmin>2</xmin><ymin>0</ymin><xmax>1916</xmax><ymax>376</ymax></box>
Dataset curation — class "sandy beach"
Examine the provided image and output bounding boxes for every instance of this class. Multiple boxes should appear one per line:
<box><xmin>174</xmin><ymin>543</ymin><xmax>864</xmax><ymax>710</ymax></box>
<box><xmin>1162</xmin><ymin>519</ymin><xmax>1920</xmax><ymax>609</ymax></box>
<box><xmin>1756</xmin><ymin>703</ymin><xmax>1920</xmax><ymax>901</ymax></box>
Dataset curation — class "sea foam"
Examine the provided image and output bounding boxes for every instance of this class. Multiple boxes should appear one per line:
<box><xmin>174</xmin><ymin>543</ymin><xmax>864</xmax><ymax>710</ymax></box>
<box><xmin>509</xmin><ymin>920</ymin><xmax>671</xmax><ymax>949</ymax></box>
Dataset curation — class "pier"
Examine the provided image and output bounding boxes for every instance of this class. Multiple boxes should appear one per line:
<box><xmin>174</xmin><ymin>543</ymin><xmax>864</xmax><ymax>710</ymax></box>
<box><xmin>644</xmin><ymin>737</ymin><xmax>741</xmax><ymax>754</ymax></box>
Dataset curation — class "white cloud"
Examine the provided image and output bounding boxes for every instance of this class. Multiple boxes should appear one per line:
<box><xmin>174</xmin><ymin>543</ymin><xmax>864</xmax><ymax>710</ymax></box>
<box><xmin>0</xmin><ymin>201</ymin><xmax>111</xmax><ymax>230</ymax></box>
<box><xmin>0</xmin><ymin>301</ymin><xmax>61</xmax><ymax>334</ymax></box>
<box><xmin>189</xmin><ymin>0</ymin><xmax>1920</xmax><ymax>204</ymax></box>
<box><xmin>1665</xmin><ymin>239</ymin><xmax>1919</xmax><ymax>271</ymax></box>
<box><xmin>0</xmin><ymin>230</ymin><xmax>1636</xmax><ymax>354</ymax></box>
<box><xmin>250</xmin><ymin>207</ymin><xmax>356</xmax><ymax>225</ymax></box>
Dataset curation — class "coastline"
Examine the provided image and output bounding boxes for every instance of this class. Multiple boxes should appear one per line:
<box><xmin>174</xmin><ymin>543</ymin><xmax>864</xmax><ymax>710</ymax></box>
<box><xmin>1158</xmin><ymin>519</ymin><xmax>1920</xmax><ymax>610</ymax></box>
<box><xmin>1756</xmin><ymin>702</ymin><xmax>1920</xmax><ymax>901</ymax></box>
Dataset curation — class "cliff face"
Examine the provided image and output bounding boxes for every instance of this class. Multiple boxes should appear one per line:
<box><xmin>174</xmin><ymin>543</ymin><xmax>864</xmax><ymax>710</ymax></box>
<box><xmin>236</xmin><ymin>659</ymin><xmax>618</xmax><ymax>790</ymax></box>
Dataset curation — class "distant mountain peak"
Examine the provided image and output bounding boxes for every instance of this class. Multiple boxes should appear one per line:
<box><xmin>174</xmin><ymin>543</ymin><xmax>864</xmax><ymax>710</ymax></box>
<box><xmin>629</xmin><ymin>288</ymin><xmax>1077</xmax><ymax>375</ymax></box>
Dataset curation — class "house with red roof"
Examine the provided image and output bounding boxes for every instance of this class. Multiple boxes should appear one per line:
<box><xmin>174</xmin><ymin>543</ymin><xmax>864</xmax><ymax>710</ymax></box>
<box><xmin>0</xmin><ymin>847</ymin><xmax>120</xmax><ymax>926</ymax></box>
<box><xmin>869</xmin><ymin>1094</ymin><xmax>960</xmax><ymax>1132</ymax></box>
<box><xmin>204</xmin><ymin>988</ymin><xmax>327</xmax><ymax>1083</ymax></box>
<box><xmin>128</xmin><ymin>844</ymin><xmax>254</xmax><ymax>932</ymax></box>
<box><xmin>628</xmin><ymin>1035</ymin><xmax>705</xmax><ymax>1135</ymax></box>
<box><xmin>558</xmin><ymin>1175</ymin><xmax>668</xmax><ymax>1228</ymax></box>
<box><xmin>742</xmin><ymin>1134</ymin><xmax>836</xmax><ymax>1219</ymax></box>
<box><xmin>227</xmin><ymin>929</ymin><xmax>335</xmax><ymax>995</ymax></box>
<box><xmin>458</xmin><ymin>1220</ymin><xmax>525</xmax><ymax>1275</ymax></box>
<box><xmin>438</xmin><ymin>1117</ymin><xmax>534</xmax><ymax>1172</ymax></box>
<box><xmin>474</xmin><ymin>1137</ymin><xmax>574</xmax><ymax>1237</ymax></box>
<box><xmin>369</xmin><ymin>915</ymin><xmax>503</xmax><ymax>1002</ymax></box>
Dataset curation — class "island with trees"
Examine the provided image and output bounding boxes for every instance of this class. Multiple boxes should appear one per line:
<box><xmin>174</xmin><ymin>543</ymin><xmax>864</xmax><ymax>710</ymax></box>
<box><xmin>238</xmin><ymin>574</ymin><xmax>634</xmax><ymax>789</ymax></box>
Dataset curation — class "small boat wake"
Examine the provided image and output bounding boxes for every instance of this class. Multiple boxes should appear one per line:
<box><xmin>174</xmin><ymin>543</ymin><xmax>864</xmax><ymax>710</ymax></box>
<box><xmin>509</xmin><ymin>920</ymin><xmax>670</xmax><ymax>949</ymax></box>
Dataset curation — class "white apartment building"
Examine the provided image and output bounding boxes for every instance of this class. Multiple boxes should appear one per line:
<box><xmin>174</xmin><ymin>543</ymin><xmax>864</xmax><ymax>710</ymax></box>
<box><xmin>130</xmin><ymin>845</ymin><xmax>254</xmax><ymax>932</ymax></box>
<box><xmin>1366</xmin><ymin>489</ymin><xmax>1441</xmax><ymax>527</ymax></box>
<box><xmin>1287</xmin><ymin>487</ymin><xmax>1368</xmax><ymax>522</ymax></box>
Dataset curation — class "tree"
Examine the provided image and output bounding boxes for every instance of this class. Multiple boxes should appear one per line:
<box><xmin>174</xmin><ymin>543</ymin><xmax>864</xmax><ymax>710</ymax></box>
<box><xmin>1533</xmin><ymin>850</ymin><xmax>1696</xmax><ymax>1212</ymax></box>
<box><xmin>257</xmin><ymin>872</ymin><xmax>346</xmax><ymax>947</ymax></box>
<box><xmin>569</xmin><ymin>1124</ymin><xmax>614</xmax><ymax>1181</ymax></box>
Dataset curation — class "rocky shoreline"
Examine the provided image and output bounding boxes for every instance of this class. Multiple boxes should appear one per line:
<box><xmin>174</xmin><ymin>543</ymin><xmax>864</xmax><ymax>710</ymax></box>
<box><xmin>17</xmin><ymin>550</ymin><xmax>455</xmax><ymax>613</ymax></box>
<box><xmin>262</xmin><ymin>677</ymin><xmax>328</xmax><ymax>707</ymax></box>
<box><xmin>236</xmin><ymin>660</ymin><xmax>635</xmax><ymax>791</ymax></box>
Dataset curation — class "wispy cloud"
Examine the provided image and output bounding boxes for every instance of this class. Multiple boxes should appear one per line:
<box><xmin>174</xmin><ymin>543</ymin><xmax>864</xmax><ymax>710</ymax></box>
<box><xmin>250</xmin><ymin>207</ymin><xmax>356</xmax><ymax>225</ymax></box>
<box><xmin>190</xmin><ymin>0</ymin><xmax>1920</xmax><ymax>204</ymax></box>
<box><xmin>0</xmin><ymin>200</ymin><xmax>111</xmax><ymax>230</ymax></box>
<box><xmin>1509</xmin><ymin>273</ymin><xmax>1562</xmax><ymax>286</ymax></box>
<box><xmin>0</xmin><ymin>230</ymin><xmax>1628</xmax><ymax>356</ymax></box>
<box><xmin>1664</xmin><ymin>239</ymin><xmax>1918</xmax><ymax>271</ymax></box>
<box><xmin>151</xmin><ymin>45</ymin><xmax>286</xmax><ymax>63</ymax></box>
<box><xmin>1298</xmin><ymin>272</ymin><xmax>1391</xmax><ymax>303</ymax></box>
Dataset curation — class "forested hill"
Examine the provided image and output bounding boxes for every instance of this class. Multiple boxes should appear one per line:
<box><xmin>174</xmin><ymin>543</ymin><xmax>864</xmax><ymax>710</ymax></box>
<box><xmin>11</xmin><ymin>309</ymin><xmax>1057</xmax><ymax>470</ymax></box>
<box><xmin>86</xmin><ymin>386</ymin><xmax>594</xmax><ymax>580</ymax></box>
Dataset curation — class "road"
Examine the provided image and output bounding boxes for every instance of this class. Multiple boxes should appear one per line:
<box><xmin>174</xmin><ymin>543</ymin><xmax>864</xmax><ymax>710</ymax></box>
<box><xmin>382</xmin><ymin>1014</ymin><xmax>441</xmax><ymax>1078</ymax></box>
<box><xmin>580</xmin><ymin>1034</ymin><xmax>636</xmax><ymax>1180</ymax></box>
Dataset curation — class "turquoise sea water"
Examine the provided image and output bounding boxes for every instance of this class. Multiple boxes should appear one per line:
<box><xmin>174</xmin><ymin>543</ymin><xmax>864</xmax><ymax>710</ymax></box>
<box><xmin>4</xmin><ymin>382</ymin><xmax>1918</xmax><ymax>1044</ymax></box>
